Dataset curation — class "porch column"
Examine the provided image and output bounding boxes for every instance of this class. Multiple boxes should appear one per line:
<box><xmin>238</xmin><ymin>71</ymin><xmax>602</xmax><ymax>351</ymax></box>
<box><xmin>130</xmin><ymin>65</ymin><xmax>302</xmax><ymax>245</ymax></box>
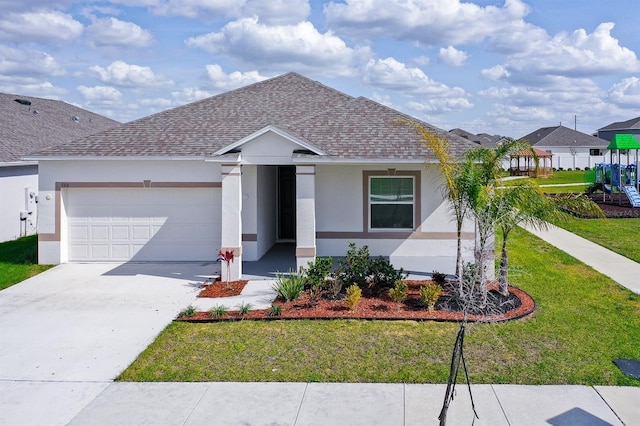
<box><xmin>296</xmin><ymin>165</ymin><xmax>316</xmax><ymax>271</ymax></box>
<box><xmin>221</xmin><ymin>163</ymin><xmax>242</xmax><ymax>281</ymax></box>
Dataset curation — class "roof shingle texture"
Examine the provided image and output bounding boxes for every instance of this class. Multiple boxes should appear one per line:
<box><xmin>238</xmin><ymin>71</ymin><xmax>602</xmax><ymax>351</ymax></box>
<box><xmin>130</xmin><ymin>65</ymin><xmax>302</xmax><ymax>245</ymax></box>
<box><xmin>0</xmin><ymin>93</ymin><xmax>120</xmax><ymax>163</ymax></box>
<box><xmin>598</xmin><ymin>116</ymin><xmax>640</xmax><ymax>131</ymax></box>
<box><xmin>521</xmin><ymin>125</ymin><xmax>609</xmax><ymax>148</ymax></box>
<box><xmin>32</xmin><ymin>72</ymin><xmax>475</xmax><ymax>160</ymax></box>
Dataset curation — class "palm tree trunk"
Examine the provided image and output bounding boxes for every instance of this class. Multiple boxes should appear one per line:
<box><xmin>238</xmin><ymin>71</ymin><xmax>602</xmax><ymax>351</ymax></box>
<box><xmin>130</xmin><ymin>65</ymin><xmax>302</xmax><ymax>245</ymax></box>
<box><xmin>498</xmin><ymin>229</ymin><xmax>509</xmax><ymax>296</ymax></box>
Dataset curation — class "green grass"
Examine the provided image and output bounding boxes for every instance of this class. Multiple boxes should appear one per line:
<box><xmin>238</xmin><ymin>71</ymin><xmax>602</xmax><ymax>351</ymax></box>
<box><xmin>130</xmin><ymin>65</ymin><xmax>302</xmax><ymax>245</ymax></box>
<box><xmin>0</xmin><ymin>235</ymin><xmax>52</xmax><ymax>290</ymax></box>
<box><xmin>531</xmin><ymin>170</ymin><xmax>587</xmax><ymax>186</ymax></box>
<box><xmin>556</xmin><ymin>218</ymin><xmax>640</xmax><ymax>263</ymax></box>
<box><xmin>118</xmin><ymin>228</ymin><xmax>640</xmax><ymax>385</ymax></box>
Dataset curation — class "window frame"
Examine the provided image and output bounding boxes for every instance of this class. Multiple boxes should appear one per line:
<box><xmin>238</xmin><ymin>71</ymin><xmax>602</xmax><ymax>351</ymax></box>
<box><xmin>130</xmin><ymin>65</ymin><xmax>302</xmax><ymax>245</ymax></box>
<box><xmin>363</xmin><ymin>170</ymin><xmax>420</xmax><ymax>233</ymax></box>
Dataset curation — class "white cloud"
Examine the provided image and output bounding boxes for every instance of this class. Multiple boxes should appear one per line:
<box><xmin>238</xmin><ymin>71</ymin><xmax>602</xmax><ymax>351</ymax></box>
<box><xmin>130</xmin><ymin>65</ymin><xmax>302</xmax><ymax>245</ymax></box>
<box><xmin>171</xmin><ymin>87</ymin><xmax>216</xmax><ymax>104</ymax></box>
<box><xmin>241</xmin><ymin>0</ymin><xmax>311</xmax><ymax>25</ymax></box>
<box><xmin>607</xmin><ymin>77</ymin><xmax>640</xmax><ymax>108</ymax></box>
<box><xmin>438</xmin><ymin>46</ymin><xmax>468</xmax><ymax>67</ymax></box>
<box><xmin>152</xmin><ymin>0</ymin><xmax>243</xmax><ymax>20</ymax></box>
<box><xmin>0</xmin><ymin>10</ymin><xmax>83</xmax><ymax>43</ymax></box>
<box><xmin>0</xmin><ymin>79</ymin><xmax>67</xmax><ymax>98</ymax></box>
<box><xmin>362</xmin><ymin>57</ymin><xmax>472</xmax><ymax>114</ymax></box>
<box><xmin>0</xmin><ymin>46</ymin><xmax>65</xmax><ymax>77</ymax></box>
<box><xmin>186</xmin><ymin>17</ymin><xmax>367</xmax><ymax>76</ymax></box>
<box><xmin>480</xmin><ymin>65</ymin><xmax>510</xmax><ymax>81</ymax></box>
<box><xmin>205</xmin><ymin>65</ymin><xmax>270</xmax><ymax>90</ymax></box>
<box><xmin>492</xmin><ymin>23</ymin><xmax>640</xmax><ymax>81</ymax></box>
<box><xmin>77</xmin><ymin>85</ymin><xmax>122</xmax><ymax>103</ymax></box>
<box><xmin>324</xmin><ymin>0</ymin><xmax>529</xmax><ymax>46</ymax></box>
<box><xmin>90</xmin><ymin>61</ymin><xmax>171</xmax><ymax>87</ymax></box>
<box><xmin>86</xmin><ymin>17</ymin><xmax>153</xmax><ymax>48</ymax></box>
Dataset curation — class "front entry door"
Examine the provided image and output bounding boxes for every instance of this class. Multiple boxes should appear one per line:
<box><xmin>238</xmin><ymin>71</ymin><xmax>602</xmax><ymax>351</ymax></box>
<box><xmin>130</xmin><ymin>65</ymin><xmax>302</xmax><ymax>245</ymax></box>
<box><xmin>278</xmin><ymin>166</ymin><xmax>296</xmax><ymax>240</ymax></box>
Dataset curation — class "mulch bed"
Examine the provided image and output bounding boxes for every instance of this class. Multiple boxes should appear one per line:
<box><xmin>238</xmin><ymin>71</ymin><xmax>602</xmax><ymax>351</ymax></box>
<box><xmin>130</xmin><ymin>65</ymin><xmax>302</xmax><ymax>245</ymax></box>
<box><xmin>197</xmin><ymin>280</ymin><xmax>248</xmax><ymax>298</ymax></box>
<box><xmin>179</xmin><ymin>280</ymin><xmax>536</xmax><ymax>323</ymax></box>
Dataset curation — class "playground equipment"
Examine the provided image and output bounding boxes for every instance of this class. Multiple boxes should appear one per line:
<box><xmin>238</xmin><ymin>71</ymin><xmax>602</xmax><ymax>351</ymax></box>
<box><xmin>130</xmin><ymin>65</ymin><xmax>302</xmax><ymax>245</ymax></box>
<box><xmin>588</xmin><ymin>134</ymin><xmax>640</xmax><ymax>207</ymax></box>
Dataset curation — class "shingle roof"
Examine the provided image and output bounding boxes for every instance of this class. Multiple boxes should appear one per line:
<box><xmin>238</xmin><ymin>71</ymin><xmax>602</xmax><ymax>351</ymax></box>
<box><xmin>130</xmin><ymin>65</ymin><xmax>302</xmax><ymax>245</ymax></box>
<box><xmin>449</xmin><ymin>128</ymin><xmax>502</xmax><ymax>148</ymax></box>
<box><xmin>521</xmin><ymin>125</ymin><xmax>609</xmax><ymax>148</ymax></box>
<box><xmin>597</xmin><ymin>116</ymin><xmax>640</xmax><ymax>132</ymax></box>
<box><xmin>30</xmin><ymin>72</ymin><xmax>476</xmax><ymax>161</ymax></box>
<box><xmin>0</xmin><ymin>93</ymin><xmax>120</xmax><ymax>164</ymax></box>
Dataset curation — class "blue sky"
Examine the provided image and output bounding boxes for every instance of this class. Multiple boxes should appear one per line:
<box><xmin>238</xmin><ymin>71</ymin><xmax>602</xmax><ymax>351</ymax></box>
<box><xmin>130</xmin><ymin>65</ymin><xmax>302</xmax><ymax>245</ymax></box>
<box><xmin>1</xmin><ymin>0</ymin><xmax>638</xmax><ymax>138</ymax></box>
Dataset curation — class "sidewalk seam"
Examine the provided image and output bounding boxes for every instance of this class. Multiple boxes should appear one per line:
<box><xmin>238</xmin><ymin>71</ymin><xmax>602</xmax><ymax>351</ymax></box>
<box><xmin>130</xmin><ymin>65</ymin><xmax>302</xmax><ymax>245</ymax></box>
<box><xmin>180</xmin><ymin>382</ymin><xmax>211</xmax><ymax>426</ymax></box>
<box><xmin>293</xmin><ymin>382</ymin><xmax>309</xmax><ymax>425</ymax></box>
<box><xmin>490</xmin><ymin>384</ymin><xmax>512</xmax><ymax>426</ymax></box>
<box><xmin>592</xmin><ymin>386</ymin><xmax>626</xmax><ymax>426</ymax></box>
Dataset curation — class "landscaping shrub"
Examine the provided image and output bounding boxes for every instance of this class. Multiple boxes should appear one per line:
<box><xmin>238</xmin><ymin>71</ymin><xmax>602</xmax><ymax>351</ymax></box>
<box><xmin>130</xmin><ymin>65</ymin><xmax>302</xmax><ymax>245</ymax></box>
<box><xmin>209</xmin><ymin>305</ymin><xmax>227</xmax><ymax>318</ymax></box>
<box><xmin>388</xmin><ymin>280</ymin><xmax>408</xmax><ymax>308</ymax></box>
<box><xmin>268</xmin><ymin>304</ymin><xmax>282</xmax><ymax>317</ymax></box>
<box><xmin>431</xmin><ymin>270</ymin><xmax>447</xmax><ymax>285</ymax></box>
<box><xmin>337</xmin><ymin>243</ymin><xmax>370</xmax><ymax>288</ymax></box>
<box><xmin>344</xmin><ymin>284</ymin><xmax>362</xmax><ymax>312</ymax></box>
<box><xmin>304</xmin><ymin>257</ymin><xmax>333</xmax><ymax>289</ymax></box>
<box><xmin>238</xmin><ymin>302</ymin><xmax>252</xmax><ymax>316</ymax></box>
<box><xmin>337</xmin><ymin>242</ymin><xmax>405</xmax><ymax>296</ymax></box>
<box><xmin>419</xmin><ymin>284</ymin><xmax>443</xmax><ymax>311</ymax></box>
<box><xmin>272</xmin><ymin>270</ymin><xmax>305</xmax><ymax>301</ymax></box>
<box><xmin>179</xmin><ymin>305</ymin><xmax>196</xmax><ymax>318</ymax></box>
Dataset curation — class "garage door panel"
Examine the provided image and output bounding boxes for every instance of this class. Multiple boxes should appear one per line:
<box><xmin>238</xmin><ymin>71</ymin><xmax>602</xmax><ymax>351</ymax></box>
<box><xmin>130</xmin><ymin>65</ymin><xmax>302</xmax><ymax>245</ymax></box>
<box><xmin>67</xmin><ymin>188</ymin><xmax>221</xmax><ymax>261</ymax></box>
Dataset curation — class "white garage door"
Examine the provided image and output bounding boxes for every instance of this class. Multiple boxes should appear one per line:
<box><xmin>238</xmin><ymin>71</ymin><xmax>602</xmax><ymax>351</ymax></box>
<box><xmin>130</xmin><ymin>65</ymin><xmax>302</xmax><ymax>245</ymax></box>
<box><xmin>67</xmin><ymin>187</ymin><xmax>221</xmax><ymax>261</ymax></box>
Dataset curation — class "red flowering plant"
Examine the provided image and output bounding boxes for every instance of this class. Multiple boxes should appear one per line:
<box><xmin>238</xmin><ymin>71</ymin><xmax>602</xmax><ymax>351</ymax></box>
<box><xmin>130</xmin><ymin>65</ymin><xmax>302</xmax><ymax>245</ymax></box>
<box><xmin>218</xmin><ymin>249</ymin><xmax>235</xmax><ymax>289</ymax></box>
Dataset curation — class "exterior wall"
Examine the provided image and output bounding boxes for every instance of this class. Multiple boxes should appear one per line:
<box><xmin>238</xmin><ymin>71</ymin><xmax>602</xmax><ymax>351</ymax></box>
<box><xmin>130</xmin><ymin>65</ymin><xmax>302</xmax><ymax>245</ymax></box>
<box><xmin>314</xmin><ymin>164</ymin><xmax>476</xmax><ymax>276</ymax></box>
<box><xmin>536</xmin><ymin>146</ymin><xmax>608</xmax><ymax>170</ymax></box>
<box><xmin>37</xmin><ymin>159</ymin><xmax>221</xmax><ymax>264</ymax></box>
<box><xmin>241</xmin><ymin>165</ymin><xmax>277</xmax><ymax>261</ymax></box>
<box><xmin>0</xmin><ymin>165</ymin><xmax>38</xmax><ymax>242</ymax></box>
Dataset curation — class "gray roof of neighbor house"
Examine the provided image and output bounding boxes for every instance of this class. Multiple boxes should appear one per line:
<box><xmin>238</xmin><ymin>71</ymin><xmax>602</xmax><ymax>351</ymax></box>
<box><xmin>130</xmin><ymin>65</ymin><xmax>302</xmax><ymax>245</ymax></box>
<box><xmin>449</xmin><ymin>128</ymin><xmax>503</xmax><ymax>147</ymax></box>
<box><xmin>29</xmin><ymin>72</ymin><xmax>476</xmax><ymax>161</ymax></box>
<box><xmin>521</xmin><ymin>125</ymin><xmax>609</xmax><ymax>148</ymax></box>
<box><xmin>597</xmin><ymin>116</ymin><xmax>640</xmax><ymax>131</ymax></box>
<box><xmin>0</xmin><ymin>93</ymin><xmax>120</xmax><ymax>164</ymax></box>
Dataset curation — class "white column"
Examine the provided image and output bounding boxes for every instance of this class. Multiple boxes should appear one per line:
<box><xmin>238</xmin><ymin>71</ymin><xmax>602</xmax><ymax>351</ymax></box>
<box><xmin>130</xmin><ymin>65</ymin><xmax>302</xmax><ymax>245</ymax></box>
<box><xmin>296</xmin><ymin>165</ymin><xmax>316</xmax><ymax>271</ymax></box>
<box><xmin>220</xmin><ymin>163</ymin><xmax>242</xmax><ymax>281</ymax></box>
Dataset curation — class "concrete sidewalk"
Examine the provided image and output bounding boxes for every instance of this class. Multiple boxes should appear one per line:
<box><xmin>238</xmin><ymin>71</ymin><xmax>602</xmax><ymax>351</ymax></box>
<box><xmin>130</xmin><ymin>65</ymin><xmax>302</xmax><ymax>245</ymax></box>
<box><xmin>521</xmin><ymin>223</ymin><xmax>640</xmax><ymax>294</ymax></box>
<box><xmin>1</xmin><ymin>381</ymin><xmax>633</xmax><ymax>426</ymax></box>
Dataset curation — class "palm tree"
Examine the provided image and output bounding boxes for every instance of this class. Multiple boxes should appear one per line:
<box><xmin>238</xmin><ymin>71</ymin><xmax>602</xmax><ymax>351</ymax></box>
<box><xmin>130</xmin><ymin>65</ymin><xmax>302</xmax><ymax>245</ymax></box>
<box><xmin>407</xmin><ymin>123</ymin><xmax>472</xmax><ymax>292</ymax></box>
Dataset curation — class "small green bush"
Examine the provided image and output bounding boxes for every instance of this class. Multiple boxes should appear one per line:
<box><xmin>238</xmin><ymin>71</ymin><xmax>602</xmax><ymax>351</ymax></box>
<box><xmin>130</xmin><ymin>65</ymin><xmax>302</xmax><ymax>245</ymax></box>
<box><xmin>305</xmin><ymin>257</ymin><xmax>333</xmax><ymax>289</ymax></box>
<box><xmin>431</xmin><ymin>270</ymin><xmax>447</xmax><ymax>285</ymax></box>
<box><xmin>368</xmin><ymin>257</ymin><xmax>405</xmax><ymax>294</ymax></box>
<box><xmin>268</xmin><ymin>304</ymin><xmax>282</xmax><ymax>317</ymax></box>
<box><xmin>420</xmin><ymin>284</ymin><xmax>443</xmax><ymax>311</ymax></box>
<box><xmin>238</xmin><ymin>302</ymin><xmax>252</xmax><ymax>316</ymax></box>
<box><xmin>345</xmin><ymin>284</ymin><xmax>362</xmax><ymax>312</ymax></box>
<box><xmin>388</xmin><ymin>280</ymin><xmax>408</xmax><ymax>306</ymax></box>
<box><xmin>209</xmin><ymin>305</ymin><xmax>227</xmax><ymax>318</ymax></box>
<box><xmin>272</xmin><ymin>270</ymin><xmax>305</xmax><ymax>301</ymax></box>
<box><xmin>179</xmin><ymin>305</ymin><xmax>196</xmax><ymax>318</ymax></box>
<box><xmin>337</xmin><ymin>243</ymin><xmax>370</xmax><ymax>288</ymax></box>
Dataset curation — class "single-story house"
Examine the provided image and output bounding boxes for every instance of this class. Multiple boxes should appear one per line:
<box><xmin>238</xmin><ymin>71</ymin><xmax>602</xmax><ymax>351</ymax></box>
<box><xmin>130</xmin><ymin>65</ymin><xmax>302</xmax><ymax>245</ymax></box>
<box><xmin>520</xmin><ymin>125</ymin><xmax>609</xmax><ymax>170</ymax></box>
<box><xmin>27</xmin><ymin>73</ymin><xmax>481</xmax><ymax>281</ymax></box>
<box><xmin>0</xmin><ymin>93</ymin><xmax>119</xmax><ymax>242</ymax></box>
<box><xmin>596</xmin><ymin>116</ymin><xmax>640</xmax><ymax>143</ymax></box>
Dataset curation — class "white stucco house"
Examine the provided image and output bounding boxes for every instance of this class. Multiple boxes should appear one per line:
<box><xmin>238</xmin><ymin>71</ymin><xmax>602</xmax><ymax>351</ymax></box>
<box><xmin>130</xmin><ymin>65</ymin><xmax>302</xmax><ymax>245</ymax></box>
<box><xmin>520</xmin><ymin>125</ymin><xmax>609</xmax><ymax>170</ymax></box>
<box><xmin>0</xmin><ymin>93</ymin><xmax>119</xmax><ymax>243</ymax></box>
<box><xmin>27</xmin><ymin>73</ymin><xmax>480</xmax><ymax>280</ymax></box>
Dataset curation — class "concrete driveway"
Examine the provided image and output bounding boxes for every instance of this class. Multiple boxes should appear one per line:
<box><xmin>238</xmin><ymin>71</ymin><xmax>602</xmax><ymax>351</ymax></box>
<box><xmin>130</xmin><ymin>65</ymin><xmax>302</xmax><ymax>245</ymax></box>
<box><xmin>0</xmin><ymin>262</ymin><xmax>215</xmax><ymax>424</ymax></box>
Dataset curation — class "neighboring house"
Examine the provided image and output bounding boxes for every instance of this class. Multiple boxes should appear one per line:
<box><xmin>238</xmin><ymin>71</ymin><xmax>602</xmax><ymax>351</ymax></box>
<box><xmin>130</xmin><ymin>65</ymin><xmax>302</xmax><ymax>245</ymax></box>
<box><xmin>520</xmin><ymin>125</ymin><xmax>609</xmax><ymax>170</ymax></box>
<box><xmin>449</xmin><ymin>128</ymin><xmax>505</xmax><ymax>148</ymax></box>
<box><xmin>27</xmin><ymin>73</ymin><xmax>481</xmax><ymax>280</ymax></box>
<box><xmin>596</xmin><ymin>116</ymin><xmax>640</xmax><ymax>142</ymax></box>
<box><xmin>0</xmin><ymin>93</ymin><xmax>119</xmax><ymax>242</ymax></box>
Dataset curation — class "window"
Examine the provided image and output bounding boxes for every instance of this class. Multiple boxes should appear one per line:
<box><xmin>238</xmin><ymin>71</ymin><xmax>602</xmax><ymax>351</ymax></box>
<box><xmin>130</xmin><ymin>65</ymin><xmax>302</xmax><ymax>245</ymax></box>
<box><xmin>590</xmin><ymin>149</ymin><xmax>603</xmax><ymax>156</ymax></box>
<box><xmin>369</xmin><ymin>176</ymin><xmax>414</xmax><ymax>229</ymax></box>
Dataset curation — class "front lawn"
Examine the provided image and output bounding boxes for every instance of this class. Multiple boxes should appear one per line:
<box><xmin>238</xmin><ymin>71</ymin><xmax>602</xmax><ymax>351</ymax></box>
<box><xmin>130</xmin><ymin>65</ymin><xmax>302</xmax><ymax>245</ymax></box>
<box><xmin>555</xmin><ymin>218</ymin><xmax>640</xmax><ymax>263</ymax></box>
<box><xmin>0</xmin><ymin>235</ymin><xmax>52</xmax><ymax>290</ymax></box>
<box><xmin>118</xmin><ymin>228</ymin><xmax>640</xmax><ymax>385</ymax></box>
